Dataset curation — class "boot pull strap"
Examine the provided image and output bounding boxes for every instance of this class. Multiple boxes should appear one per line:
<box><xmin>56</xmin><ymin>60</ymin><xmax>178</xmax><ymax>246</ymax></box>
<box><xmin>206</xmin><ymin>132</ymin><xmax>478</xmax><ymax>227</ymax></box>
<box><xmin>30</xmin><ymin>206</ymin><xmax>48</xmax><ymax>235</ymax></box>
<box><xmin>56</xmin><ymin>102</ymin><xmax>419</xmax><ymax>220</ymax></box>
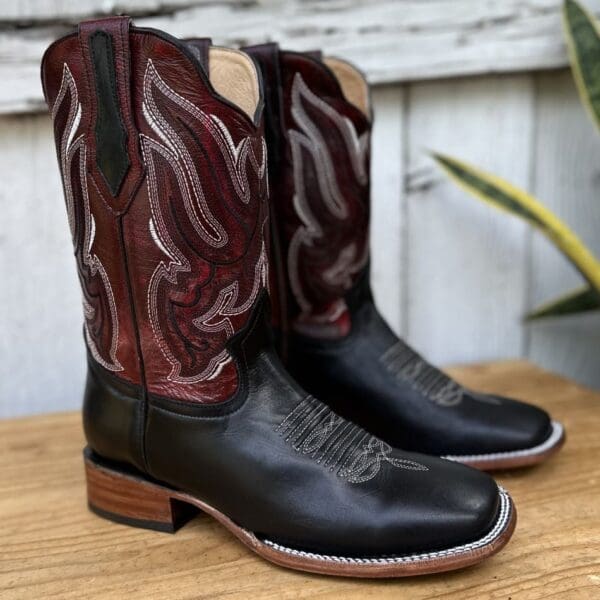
<box><xmin>78</xmin><ymin>16</ymin><xmax>144</xmax><ymax>214</ymax></box>
<box><xmin>185</xmin><ymin>38</ymin><xmax>212</xmax><ymax>75</ymax></box>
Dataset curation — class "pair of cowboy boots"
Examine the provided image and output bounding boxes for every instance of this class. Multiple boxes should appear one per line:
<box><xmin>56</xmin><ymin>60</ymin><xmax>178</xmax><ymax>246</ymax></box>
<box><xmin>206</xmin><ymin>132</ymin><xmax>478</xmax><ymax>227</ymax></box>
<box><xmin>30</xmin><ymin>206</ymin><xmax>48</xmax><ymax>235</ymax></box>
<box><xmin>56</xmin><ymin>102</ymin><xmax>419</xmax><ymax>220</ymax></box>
<box><xmin>42</xmin><ymin>17</ymin><xmax>564</xmax><ymax>578</ymax></box>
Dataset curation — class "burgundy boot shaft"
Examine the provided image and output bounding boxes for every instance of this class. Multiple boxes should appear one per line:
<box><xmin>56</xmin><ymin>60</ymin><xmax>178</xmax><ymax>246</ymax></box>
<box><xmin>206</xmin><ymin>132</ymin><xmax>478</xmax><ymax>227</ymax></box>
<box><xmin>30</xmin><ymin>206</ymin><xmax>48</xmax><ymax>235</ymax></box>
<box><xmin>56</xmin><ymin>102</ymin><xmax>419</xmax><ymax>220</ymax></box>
<box><xmin>245</xmin><ymin>43</ymin><xmax>564</xmax><ymax>468</ymax></box>
<box><xmin>42</xmin><ymin>18</ymin><xmax>269</xmax><ymax>404</ymax></box>
<box><xmin>245</xmin><ymin>44</ymin><xmax>372</xmax><ymax>340</ymax></box>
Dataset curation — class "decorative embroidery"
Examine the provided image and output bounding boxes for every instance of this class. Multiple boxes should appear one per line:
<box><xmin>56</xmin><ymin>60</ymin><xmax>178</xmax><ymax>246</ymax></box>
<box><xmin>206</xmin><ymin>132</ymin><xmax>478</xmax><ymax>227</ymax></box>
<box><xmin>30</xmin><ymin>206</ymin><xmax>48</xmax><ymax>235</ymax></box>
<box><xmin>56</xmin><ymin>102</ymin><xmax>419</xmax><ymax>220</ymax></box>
<box><xmin>52</xmin><ymin>64</ymin><xmax>123</xmax><ymax>372</ymax></box>
<box><xmin>380</xmin><ymin>341</ymin><xmax>501</xmax><ymax>407</ymax></box>
<box><xmin>141</xmin><ymin>60</ymin><xmax>268</xmax><ymax>383</ymax></box>
<box><xmin>380</xmin><ymin>341</ymin><xmax>463</xmax><ymax>406</ymax></box>
<box><xmin>287</xmin><ymin>73</ymin><xmax>369</xmax><ymax>320</ymax></box>
<box><xmin>191</xmin><ymin>243</ymin><xmax>268</xmax><ymax>380</ymax></box>
<box><xmin>339</xmin><ymin>437</ymin><xmax>429</xmax><ymax>484</ymax></box>
<box><xmin>277</xmin><ymin>396</ymin><xmax>427</xmax><ymax>483</ymax></box>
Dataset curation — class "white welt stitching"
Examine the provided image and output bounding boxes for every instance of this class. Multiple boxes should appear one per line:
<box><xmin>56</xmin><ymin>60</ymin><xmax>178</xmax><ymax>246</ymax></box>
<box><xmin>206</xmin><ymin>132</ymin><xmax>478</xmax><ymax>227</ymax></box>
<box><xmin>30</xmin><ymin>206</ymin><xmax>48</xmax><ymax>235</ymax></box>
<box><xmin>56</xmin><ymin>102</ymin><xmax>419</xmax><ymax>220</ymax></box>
<box><xmin>261</xmin><ymin>486</ymin><xmax>512</xmax><ymax>565</ymax></box>
<box><xmin>443</xmin><ymin>421</ymin><xmax>564</xmax><ymax>464</ymax></box>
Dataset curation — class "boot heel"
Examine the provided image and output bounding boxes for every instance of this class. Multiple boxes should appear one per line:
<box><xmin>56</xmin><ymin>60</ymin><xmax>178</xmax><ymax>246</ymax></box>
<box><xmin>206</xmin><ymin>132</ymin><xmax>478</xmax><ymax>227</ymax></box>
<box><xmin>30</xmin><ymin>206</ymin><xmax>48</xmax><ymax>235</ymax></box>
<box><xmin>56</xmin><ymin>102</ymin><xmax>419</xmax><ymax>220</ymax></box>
<box><xmin>84</xmin><ymin>448</ymin><xmax>198</xmax><ymax>533</ymax></box>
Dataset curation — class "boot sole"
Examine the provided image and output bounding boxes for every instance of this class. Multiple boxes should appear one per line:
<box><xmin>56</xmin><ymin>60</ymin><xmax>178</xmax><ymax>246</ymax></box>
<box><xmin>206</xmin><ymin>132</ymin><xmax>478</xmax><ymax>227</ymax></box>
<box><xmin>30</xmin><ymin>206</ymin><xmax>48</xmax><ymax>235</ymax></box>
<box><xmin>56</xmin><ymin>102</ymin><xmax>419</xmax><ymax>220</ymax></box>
<box><xmin>443</xmin><ymin>420</ymin><xmax>565</xmax><ymax>471</ymax></box>
<box><xmin>84</xmin><ymin>447</ymin><xmax>516</xmax><ymax>578</ymax></box>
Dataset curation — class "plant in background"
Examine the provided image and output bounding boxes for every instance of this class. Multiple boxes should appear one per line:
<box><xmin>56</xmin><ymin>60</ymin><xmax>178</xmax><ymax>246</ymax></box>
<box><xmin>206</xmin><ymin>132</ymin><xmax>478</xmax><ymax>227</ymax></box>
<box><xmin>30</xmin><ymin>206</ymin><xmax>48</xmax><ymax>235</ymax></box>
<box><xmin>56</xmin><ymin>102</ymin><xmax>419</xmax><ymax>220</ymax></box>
<box><xmin>433</xmin><ymin>0</ymin><xmax>600</xmax><ymax>320</ymax></box>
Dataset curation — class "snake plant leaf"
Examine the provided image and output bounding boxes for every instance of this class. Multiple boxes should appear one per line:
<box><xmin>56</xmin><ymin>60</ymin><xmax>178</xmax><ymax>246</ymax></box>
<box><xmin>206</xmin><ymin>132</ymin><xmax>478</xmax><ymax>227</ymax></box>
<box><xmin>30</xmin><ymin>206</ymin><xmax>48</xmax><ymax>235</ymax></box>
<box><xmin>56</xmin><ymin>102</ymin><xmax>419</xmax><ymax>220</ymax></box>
<box><xmin>432</xmin><ymin>153</ymin><xmax>600</xmax><ymax>293</ymax></box>
<box><xmin>526</xmin><ymin>286</ymin><xmax>600</xmax><ymax>320</ymax></box>
<box><xmin>563</xmin><ymin>0</ymin><xmax>600</xmax><ymax>131</ymax></box>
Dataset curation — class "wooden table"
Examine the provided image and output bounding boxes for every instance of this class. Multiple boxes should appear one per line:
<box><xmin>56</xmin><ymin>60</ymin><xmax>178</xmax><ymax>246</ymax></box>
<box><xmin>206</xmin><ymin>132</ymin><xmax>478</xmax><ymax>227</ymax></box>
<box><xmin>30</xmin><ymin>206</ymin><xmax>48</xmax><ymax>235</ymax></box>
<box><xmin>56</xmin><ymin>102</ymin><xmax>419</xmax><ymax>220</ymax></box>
<box><xmin>1</xmin><ymin>361</ymin><xmax>599</xmax><ymax>599</ymax></box>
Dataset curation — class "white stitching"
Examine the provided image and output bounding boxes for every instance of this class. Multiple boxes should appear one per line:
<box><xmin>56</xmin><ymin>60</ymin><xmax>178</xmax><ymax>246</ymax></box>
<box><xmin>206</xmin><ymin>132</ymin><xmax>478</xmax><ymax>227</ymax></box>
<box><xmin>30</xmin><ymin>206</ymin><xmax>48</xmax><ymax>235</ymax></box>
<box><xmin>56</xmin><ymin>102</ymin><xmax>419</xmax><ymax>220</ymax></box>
<box><xmin>286</xmin><ymin>73</ymin><xmax>369</xmax><ymax>318</ymax></box>
<box><xmin>275</xmin><ymin>397</ymin><xmax>428</xmax><ymax>481</ymax></box>
<box><xmin>443</xmin><ymin>421</ymin><xmax>564</xmax><ymax>463</ymax></box>
<box><xmin>140</xmin><ymin>59</ymin><xmax>268</xmax><ymax>384</ymax></box>
<box><xmin>261</xmin><ymin>487</ymin><xmax>512</xmax><ymax>565</ymax></box>
<box><xmin>380</xmin><ymin>340</ymin><xmax>464</xmax><ymax>407</ymax></box>
<box><xmin>53</xmin><ymin>64</ymin><xmax>123</xmax><ymax>373</ymax></box>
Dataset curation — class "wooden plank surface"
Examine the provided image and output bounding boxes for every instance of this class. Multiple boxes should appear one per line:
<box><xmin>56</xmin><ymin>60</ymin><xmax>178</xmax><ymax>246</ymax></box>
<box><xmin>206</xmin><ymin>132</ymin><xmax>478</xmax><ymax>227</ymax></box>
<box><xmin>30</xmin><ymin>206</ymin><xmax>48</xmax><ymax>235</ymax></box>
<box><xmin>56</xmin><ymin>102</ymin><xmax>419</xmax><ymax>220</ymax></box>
<box><xmin>5</xmin><ymin>0</ymin><xmax>600</xmax><ymax>115</ymax></box>
<box><xmin>527</xmin><ymin>70</ymin><xmax>600</xmax><ymax>390</ymax></box>
<box><xmin>370</xmin><ymin>85</ymin><xmax>406</xmax><ymax>336</ymax></box>
<box><xmin>405</xmin><ymin>75</ymin><xmax>534</xmax><ymax>365</ymax></box>
<box><xmin>1</xmin><ymin>361</ymin><xmax>598</xmax><ymax>599</ymax></box>
<box><xmin>0</xmin><ymin>114</ymin><xmax>86</xmax><ymax>418</ymax></box>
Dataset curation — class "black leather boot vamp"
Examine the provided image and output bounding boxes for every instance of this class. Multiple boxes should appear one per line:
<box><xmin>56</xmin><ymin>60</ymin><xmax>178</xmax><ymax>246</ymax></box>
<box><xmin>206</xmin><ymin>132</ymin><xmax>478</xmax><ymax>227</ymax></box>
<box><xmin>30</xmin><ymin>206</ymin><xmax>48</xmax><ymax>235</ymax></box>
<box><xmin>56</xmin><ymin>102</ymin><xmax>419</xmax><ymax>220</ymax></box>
<box><xmin>244</xmin><ymin>43</ymin><xmax>565</xmax><ymax>471</ymax></box>
<box><xmin>288</xmin><ymin>276</ymin><xmax>565</xmax><ymax>471</ymax></box>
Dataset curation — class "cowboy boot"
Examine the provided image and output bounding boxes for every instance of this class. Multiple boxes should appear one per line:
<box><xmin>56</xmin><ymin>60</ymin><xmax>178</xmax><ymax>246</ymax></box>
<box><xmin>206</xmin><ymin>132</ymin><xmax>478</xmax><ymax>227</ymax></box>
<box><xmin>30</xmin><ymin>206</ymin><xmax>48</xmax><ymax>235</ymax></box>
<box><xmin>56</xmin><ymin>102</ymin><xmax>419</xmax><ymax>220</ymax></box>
<box><xmin>42</xmin><ymin>18</ymin><xmax>516</xmax><ymax>577</ymax></box>
<box><xmin>244</xmin><ymin>43</ymin><xmax>565</xmax><ymax>471</ymax></box>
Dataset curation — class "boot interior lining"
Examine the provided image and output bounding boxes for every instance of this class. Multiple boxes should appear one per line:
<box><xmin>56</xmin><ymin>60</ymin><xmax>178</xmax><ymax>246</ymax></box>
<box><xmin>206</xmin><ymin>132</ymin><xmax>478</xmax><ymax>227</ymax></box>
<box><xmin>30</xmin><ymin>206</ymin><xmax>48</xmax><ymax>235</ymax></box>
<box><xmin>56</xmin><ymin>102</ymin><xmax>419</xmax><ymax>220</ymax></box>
<box><xmin>208</xmin><ymin>47</ymin><xmax>260</xmax><ymax>119</ymax></box>
<box><xmin>324</xmin><ymin>57</ymin><xmax>370</xmax><ymax>117</ymax></box>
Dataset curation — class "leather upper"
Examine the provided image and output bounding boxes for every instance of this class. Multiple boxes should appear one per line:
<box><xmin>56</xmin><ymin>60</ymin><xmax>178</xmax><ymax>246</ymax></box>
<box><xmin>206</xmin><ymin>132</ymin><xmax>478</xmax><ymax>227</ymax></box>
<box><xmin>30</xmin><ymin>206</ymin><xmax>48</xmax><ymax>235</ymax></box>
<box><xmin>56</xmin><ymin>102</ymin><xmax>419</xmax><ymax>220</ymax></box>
<box><xmin>245</xmin><ymin>43</ymin><xmax>555</xmax><ymax>457</ymax></box>
<box><xmin>289</xmin><ymin>275</ymin><xmax>553</xmax><ymax>456</ymax></box>
<box><xmin>85</xmin><ymin>296</ymin><xmax>502</xmax><ymax>556</ymax></box>
<box><xmin>42</xmin><ymin>19</ymin><xmax>269</xmax><ymax>403</ymax></box>
<box><xmin>245</xmin><ymin>45</ymin><xmax>371</xmax><ymax>339</ymax></box>
<box><xmin>44</xmin><ymin>21</ymin><xmax>509</xmax><ymax>559</ymax></box>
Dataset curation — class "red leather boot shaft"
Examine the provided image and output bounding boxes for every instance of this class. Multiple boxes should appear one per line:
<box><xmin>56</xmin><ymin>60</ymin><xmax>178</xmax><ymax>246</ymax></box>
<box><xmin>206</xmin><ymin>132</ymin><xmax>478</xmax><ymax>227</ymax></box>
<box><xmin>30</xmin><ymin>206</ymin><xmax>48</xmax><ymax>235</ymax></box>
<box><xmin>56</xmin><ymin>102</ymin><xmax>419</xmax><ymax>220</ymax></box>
<box><xmin>42</xmin><ymin>18</ymin><xmax>269</xmax><ymax>402</ymax></box>
<box><xmin>247</xmin><ymin>46</ymin><xmax>372</xmax><ymax>339</ymax></box>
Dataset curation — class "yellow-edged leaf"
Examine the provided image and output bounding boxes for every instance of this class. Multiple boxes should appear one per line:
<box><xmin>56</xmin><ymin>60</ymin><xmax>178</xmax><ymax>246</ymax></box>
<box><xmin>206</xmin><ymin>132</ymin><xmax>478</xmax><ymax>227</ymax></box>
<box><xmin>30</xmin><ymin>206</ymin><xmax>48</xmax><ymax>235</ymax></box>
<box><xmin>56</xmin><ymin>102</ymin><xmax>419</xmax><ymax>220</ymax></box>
<box><xmin>563</xmin><ymin>0</ymin><xmax>600</xmax><ymax>131</ymax></box>
<box><xmin>432</xmin><ymin>152</ymin><xmax>600</xmax><ymax>293</ymax></box>
<box><xmin>526</xmin><ymin>285</ymin><xmax>600</xmax><ymax>320</ymax></box>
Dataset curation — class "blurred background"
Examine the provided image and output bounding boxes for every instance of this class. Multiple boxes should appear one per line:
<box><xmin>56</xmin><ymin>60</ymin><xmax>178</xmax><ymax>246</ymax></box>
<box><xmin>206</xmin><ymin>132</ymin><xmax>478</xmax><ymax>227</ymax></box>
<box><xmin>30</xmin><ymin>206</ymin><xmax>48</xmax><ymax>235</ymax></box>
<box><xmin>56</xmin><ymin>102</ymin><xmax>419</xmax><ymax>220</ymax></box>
<box><xmin>1</xmin><ymin>0</ymin><xmax>600</xmax><ymax>417</ymax></box>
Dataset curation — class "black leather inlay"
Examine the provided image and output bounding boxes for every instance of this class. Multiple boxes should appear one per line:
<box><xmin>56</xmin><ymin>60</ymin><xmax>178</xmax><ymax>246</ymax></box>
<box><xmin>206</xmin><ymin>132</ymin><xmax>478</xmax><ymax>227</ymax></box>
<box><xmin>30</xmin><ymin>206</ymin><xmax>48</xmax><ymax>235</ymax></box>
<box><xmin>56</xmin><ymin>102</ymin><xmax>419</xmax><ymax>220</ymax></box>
<box><xmin>89</xmin><ymin>30</ymin><xmax>130</xmax><ymax>196</ymax></box>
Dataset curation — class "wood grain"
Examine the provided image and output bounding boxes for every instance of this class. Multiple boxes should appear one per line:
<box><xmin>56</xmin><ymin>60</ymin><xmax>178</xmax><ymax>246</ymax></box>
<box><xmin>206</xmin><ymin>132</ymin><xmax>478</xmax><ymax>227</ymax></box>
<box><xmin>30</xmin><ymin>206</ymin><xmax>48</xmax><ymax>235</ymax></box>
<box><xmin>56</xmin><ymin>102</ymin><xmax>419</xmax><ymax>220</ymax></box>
<box><xmin>405</xmin><ymin>75</ymin><xmax>534</xmax><ymax>365</ymax></box>
<box><xmin>5</xmin><ymin>0</ymin><xmax>600</xmax><ymax>115</ymax></box>
<box><xmin>527</xmin><ymin>70</ymin><xmax>600</xmax><ymax>390</ymax></box>
<box><xmin>370</xmin><ymin>85</ymin><xmax>406</xmax><ymax>336</ymax></box>
<box><xmin>0</xmin><ymin>114</ymin><xmax>86</xmax><ymax>418</ymax></box>
<box><xmin>0</xmin><ymin>361</ymin><xmax>598</xmax><ymax>599</ymax></box>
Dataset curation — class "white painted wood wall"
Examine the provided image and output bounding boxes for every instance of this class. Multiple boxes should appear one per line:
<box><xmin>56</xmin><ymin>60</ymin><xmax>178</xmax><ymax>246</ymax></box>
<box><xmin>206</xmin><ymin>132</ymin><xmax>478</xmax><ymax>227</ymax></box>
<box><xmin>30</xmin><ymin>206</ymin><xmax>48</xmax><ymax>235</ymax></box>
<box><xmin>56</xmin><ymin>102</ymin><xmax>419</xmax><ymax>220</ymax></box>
<box><xmin>1</xmin><ymin>0</ymin><xmax>599</xmax><ymax>417</ymax></box>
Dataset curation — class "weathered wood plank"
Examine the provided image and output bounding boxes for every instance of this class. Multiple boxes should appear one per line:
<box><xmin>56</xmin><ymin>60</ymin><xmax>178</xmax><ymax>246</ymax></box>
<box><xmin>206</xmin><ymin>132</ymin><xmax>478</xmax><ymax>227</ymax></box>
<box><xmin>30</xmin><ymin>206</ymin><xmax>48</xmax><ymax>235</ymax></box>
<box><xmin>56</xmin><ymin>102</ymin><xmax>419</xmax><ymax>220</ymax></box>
<box><xmin>1</xmin><ymin>362</ymin><xmax>597</xmax><ymax>599</ymax></box>
<box><xmin>405</xmin><ymin>75</ymin><xmax>534</xmax><ymax>365</ymax></box>
<box><xmin>0</xmin><ymin>114</ymin><xmax>86</xmax><ymax>418</ymax></box>
<box><xmin>370</xmin><ymin>85</ymin><xmax>406</xmax><ymax>335</ymax></box>
<box><xmin>527</xmin><ymin>70</ymin><xmax>600</xmax><ymax>389</ymax></box>
<box><xmin>4</xmin><ymin>0</ymin><xmax>600</xmax><ymax>116</ymax></box>
<box><xmin>1</xmin><ymin>0</ymin><xmax>202</xmax><ymax>21</ymax></box>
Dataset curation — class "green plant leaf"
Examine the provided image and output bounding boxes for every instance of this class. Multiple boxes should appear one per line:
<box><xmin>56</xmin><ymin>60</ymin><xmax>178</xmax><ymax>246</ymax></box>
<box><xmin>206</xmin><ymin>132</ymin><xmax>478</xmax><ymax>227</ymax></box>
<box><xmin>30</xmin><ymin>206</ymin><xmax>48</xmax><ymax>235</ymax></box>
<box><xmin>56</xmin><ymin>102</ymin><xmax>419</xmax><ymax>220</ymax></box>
<box><xmin>526</xmin><ymin>286</ymin><xmax>600</xmax><ymax>320</ymax></box>
<box><xmin>432</xmin><ymin>152</ymin><xmax>600</xmax><ymax>294</ymax></box>
<box><xmin>563</xmin><ymin>0</ymin><xmax>600</xmax><ymax>131</ymax></box>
